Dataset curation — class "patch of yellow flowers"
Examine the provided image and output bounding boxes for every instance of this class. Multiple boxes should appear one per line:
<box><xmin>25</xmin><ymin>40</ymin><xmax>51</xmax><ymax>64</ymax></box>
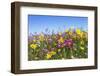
<box><xmin>46</xmin><ymin>51</ymin><xmax>56</xmax><ymax>59</ymax></box>
<box><xmin>58</xmin><ymin>37</ymin><xmax>64</xmax><ymax>43</ymax></box>
<box><xmin>76</xmin><ymin>29</ymin><xmax>85</xmax><ymax>38</ymax></box>
<box><xmin>76</xmin><ymin>29</ymin><xmax>81</xmax><ymax>35</ymax></box>
<box><xmin>30</xmin><ymin>44</ymin><xmax>37</xmax><ymax>49</ymax></box>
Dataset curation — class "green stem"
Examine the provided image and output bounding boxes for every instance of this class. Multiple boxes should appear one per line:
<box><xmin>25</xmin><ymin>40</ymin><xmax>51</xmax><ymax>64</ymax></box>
<box><xmin>63</xmin><ymin>48</ymin><xmax>66</xmax><ymax>59</ymax></box>
<box><xmin>70</xmin><ymin>48</ymin><xmax>74</xmax><ymax>59</ymax></box>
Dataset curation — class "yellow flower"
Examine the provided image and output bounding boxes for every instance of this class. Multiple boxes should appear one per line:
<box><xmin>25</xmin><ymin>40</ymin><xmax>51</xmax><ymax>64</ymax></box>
<box><xmin>80</xmin><ymin>46</ymin><xmax>85</xmax><ymax>50</ymax></box>
<box><xmin>76</xmin><ymin>29</ymin><xmax>84</xmax><ymax>38</ymax></box>
<box><xmin>58</xmin><ymin>37</ymin><xmax>64</xmax><ymax>43</ymax></box>
<box><xmin>46</xmin><ymin>51</ymin><xmax>56</xmax><ymax>59</ymax></box>
<box><xmin>30</xmin><ymin>44</ymin><xmax>37</xmax><ymax>49</ymax></box>
<box><xmin>80</xmin><ymin>32</ymin><xmax>84</xmax><ymax>38</ymax></box>
<box><xmin>46</xmin><ymin>53</ymin><xmax>52</xmax><ymax>59</ymax></box>
<box><xmin>50</xmin><ymin>51</ymin><xmax>56</xmax><ymax>55</ymax></box>
<box><xmin>76</xmin><ymin>29</ymin><xmax>81</xmax><ymax>35</ymax></box>
<box><xmin>68</xmin><ymin>31</ymin><xmax>73</xmax><ymax>35</ymax></box>
<box><xmin>39</xmin><ymin>34</ymin><xmax>44</xmax><ymax>41</ymax></box>
<box><xmin>58</xmin><ymin>49</ymin><xmax>61</xmax><ymax>52</ymax></box>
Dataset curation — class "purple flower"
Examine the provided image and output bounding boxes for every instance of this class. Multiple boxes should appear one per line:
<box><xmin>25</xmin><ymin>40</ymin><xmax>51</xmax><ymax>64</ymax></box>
<box><xmin>62</xmin><ymin>32</ymin><xmax>66</xmax><ymax>37</ymax></box>
<box><xmin>57</xmin><ymin>44</ymin><xmax>62</xmax><ymax>48</ymax></box>
<box><xmin>63</xmin><ymin>39</ymin><xmax>73</xmax><ymax>48</ymax></box>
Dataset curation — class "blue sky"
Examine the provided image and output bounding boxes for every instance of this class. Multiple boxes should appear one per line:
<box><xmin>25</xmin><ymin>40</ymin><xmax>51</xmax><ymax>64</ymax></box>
<box><xmin>28</xmin><ymin>15</ymin><xmax>88</xmax><ymax>35</ymax></box>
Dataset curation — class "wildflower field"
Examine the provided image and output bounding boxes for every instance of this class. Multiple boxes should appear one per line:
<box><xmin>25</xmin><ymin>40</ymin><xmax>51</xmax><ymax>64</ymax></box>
<box><xmin>28</xmin><ymin>28</ymin><xmax>88</xmax><ymax>60</ymax></box>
